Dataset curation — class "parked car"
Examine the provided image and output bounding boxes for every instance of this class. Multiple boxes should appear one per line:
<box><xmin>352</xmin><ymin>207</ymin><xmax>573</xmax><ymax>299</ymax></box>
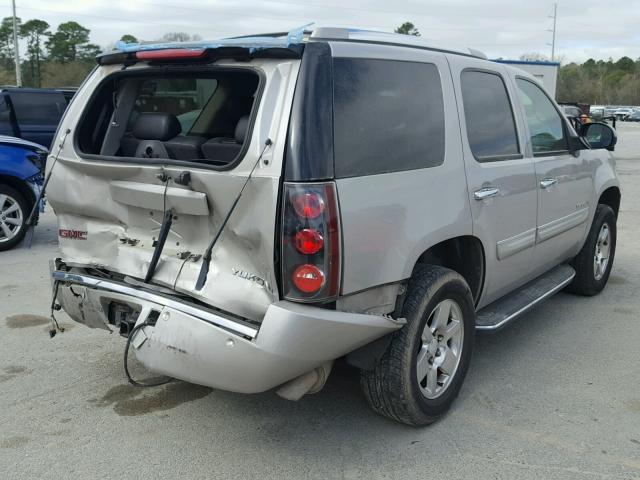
<box><xmin>626</xmin><ymin>110</ymin><xmax>640</xmax><ymax>122</ymax></box>
<box><xmin>0</xmin><ymin>87</ymin><xmax>75</xmax><ymax>148</ymax></box>
<box><xmin>614</xmin><ymin>107</ymin><xmax>634</xmax><ymax>120</ymax></box>
<box><xmin>0</xmin><ymin>135</ymin><xmax>46</xmax><ymax>250</ymax></box>
<box><xmin>47</xmin><ymin>28</ymin><xmax>620</xmax><ymax>426</ymax></box>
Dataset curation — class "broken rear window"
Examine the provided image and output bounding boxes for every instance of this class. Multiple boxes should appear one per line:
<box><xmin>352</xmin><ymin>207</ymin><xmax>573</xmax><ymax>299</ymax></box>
<box><xmin>76</xmin><ymin>68</ymin><xmax>260</xmax><ymax>168</ymax></box>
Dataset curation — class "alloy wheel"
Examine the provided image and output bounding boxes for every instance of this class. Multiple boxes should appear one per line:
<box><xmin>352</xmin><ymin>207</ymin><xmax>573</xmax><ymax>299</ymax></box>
<box><xmin>593</xmin><ymin>222</ymin><xmax>610</xmax><ymax>281</ymax></box>
<box><xmin>416</xmin><ymin>299</ymin><xmax>464</xmax><ymax>399</ymax></box>
<box><xmin>0</xmin><ymin>193</ymin><xmax>24</xmax><ymax>244</ymax></box>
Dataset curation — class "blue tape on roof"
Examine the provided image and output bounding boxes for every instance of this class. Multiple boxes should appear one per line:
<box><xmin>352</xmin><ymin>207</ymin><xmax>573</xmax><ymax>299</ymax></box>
<box><xmin>113</xmin><ymin>23</ymin><xmax>312</xmax><ymax>55</ymax></box>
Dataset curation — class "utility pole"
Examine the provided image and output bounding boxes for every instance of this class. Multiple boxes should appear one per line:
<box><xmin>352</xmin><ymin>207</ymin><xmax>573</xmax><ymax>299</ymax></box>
<box><xmin>11</xmin><ymin>0</ymin><xmax>22</xmax><ymax>87</ymax></box>
<box><xmin>547</xmin><ymin>2</ymin><xmax>558</xmax><ymax>62</ymax></box>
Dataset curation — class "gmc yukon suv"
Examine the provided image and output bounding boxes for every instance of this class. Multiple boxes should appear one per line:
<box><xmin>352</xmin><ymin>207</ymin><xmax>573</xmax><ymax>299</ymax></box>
<box><xmin>47</xmin><ymin>28</ymin><xmax>620</xmax><ymax>426</ymax></box>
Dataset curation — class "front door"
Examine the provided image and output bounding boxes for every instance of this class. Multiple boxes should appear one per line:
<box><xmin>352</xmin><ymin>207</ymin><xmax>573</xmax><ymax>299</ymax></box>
<box><xmin>513</xmin><ymin>78</ymin><xmax>593</xmax><ymax>274</ymax></box>
<box><xmin>448</xmin><ymin>58</ymin><xmax>538</xmax><ymax>308</ymax></box>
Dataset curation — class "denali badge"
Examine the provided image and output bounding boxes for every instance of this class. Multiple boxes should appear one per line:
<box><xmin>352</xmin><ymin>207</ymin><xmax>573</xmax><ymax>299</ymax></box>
<box><xmin>59</xmin><ymin>229</ymin><xmax>87</xmax><ymax>240</ymax></box>
<box><xmin>232</xmin><ymin>268</ymin><xmax>270</xmax><ymax>290</ymax></box>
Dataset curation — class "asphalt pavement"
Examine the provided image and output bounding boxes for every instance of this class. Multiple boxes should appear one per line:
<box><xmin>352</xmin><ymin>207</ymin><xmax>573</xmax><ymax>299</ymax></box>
<box><xmin>1</xmin><ymin>123</ymin><xmax>639</xmax><ymax>479</ymax></box>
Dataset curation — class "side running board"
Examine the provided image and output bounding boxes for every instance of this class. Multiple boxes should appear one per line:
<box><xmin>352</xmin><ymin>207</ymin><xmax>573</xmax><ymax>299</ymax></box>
<box><xmin>476</xmin><ymin>264</ymin><xmax>576</xmax><ymax>332</ymax></box>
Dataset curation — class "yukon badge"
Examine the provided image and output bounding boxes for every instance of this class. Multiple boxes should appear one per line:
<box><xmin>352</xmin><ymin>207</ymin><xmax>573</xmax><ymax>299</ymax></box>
<box><xmin>232</xmin><ymin>268</ymin><xmax>271</xmax><ymax>291</ymax></box>
<box><xmin>59</xmin><ymin>229</ymin><xmax>87</xmax><ymax>240</ymax></box>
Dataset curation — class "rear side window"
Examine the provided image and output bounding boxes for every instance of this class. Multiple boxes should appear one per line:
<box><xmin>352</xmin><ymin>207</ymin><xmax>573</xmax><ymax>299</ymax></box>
<box><xmin>333</xmin><ymin>58</ymin><xmax>445</xmax><ymax>178</ymax></box>
<box><xmin>9</xmin><ymin>92</ymin><xmax>67</xmax><ymax>127</ymax></box>
<box><xmin>460</xmin><ymin>70</ymin><xmax>520</xmax><ymax>161</ymax></box>
<box><xmin>516</xmin><ymin>78</ymin><xmax>568</xmax><ymax>155</ymax></box>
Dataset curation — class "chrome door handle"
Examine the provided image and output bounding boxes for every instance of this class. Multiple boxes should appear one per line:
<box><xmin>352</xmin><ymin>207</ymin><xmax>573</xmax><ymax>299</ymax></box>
<box><xmin>473</xmin><ymin>187</ymin><xmax>500</xmax><ymax>200</ymax></box>
<box><xmin>540</xmin><ymin>178</ymin><xmax>558</xmax><ymax>189</ymax></box>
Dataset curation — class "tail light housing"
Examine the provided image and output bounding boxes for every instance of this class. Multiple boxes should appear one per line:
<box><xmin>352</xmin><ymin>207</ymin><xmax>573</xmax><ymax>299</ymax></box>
<box><xmin>281</xmin><ymin>182</ymin><xmax>341</xmax><ymax>302</ymax></box>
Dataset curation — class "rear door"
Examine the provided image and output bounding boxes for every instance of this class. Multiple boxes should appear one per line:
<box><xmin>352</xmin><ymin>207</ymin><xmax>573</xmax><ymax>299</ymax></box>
<box><xmin>448</xmin><ymin>57</ymin><xmax>538</xmax><ymax>307</ymax></box>
<box><xmin>9</xmin><ymin>91</ymin><xmax>67</xmax><ymax>147</ymax></box>
<box><xmin>513</xmin><ymin>77</ymin><xmax>593</xmax><ymax>274</ymax></box>
<box><xmin>46</xmin><ymin>59</ymin><xmax>301</xmax><ymax>322</ymax></box>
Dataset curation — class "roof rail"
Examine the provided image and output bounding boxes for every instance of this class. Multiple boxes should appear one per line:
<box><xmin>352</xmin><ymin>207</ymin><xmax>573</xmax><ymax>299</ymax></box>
<box><xmin>308</xmin><ymin>27</ymin><xmax>487</xmax><ymax>60</ymax></box>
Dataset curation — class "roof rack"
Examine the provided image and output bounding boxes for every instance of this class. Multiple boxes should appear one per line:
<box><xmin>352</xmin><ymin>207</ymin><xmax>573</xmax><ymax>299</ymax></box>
<box><xmin>307</xmin><ymin>27</ymin><xmax>487</xmax><ymax>59</ymax></box>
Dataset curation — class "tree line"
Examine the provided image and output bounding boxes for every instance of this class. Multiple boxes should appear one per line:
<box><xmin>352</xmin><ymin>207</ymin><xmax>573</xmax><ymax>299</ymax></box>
<box><xmin>556</xmin><ymin>57</ymin><xmax>640</xmax><ymax>106</ymax></box>
<box><xmin>0</xmin><ymin>17</ymin><xmax>204</xmax><ymax>88</ymax></box>
<box><xmin>1</xmin><ymin>17</ymin><xmax>638</xmax><ymax>106</ymax></box>
<box><xmin>397</xmin><ymin>22</ymin><xmax>639</xmax><ymax>106</ymax></box>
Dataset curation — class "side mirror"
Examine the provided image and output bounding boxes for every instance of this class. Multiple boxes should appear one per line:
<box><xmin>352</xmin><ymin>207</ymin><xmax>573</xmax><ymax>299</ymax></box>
<box><xmin>581</xmin><ymin>122</ymin><xmax>617</xmax><ymax>151</ymax></box>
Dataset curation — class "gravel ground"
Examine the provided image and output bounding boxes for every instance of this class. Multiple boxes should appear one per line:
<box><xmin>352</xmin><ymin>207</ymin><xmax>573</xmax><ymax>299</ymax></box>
<box><xmin>1</xmin><ymin>123</ymin><xmax>639</xmax><ymax>479</ymax></box>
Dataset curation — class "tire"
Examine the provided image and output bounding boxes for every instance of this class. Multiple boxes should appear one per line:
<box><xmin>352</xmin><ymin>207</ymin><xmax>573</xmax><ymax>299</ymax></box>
<box><xmin>0</xmin><ymin>184</ymin><xmax>29</xmax><ymax>251</ymax></box>
<box><xmin>566</xmin><ymin>204</ymin><xmax>616</xmax><ymax>296</ymax></box>
<box><xmin>361</xmin><ymin>266</ymin><xmax>475</xmax><ymax>426</ymax></box>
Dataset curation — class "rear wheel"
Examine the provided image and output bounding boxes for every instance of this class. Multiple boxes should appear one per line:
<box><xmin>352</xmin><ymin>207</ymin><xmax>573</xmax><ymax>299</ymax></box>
<box><xmin>361</xmin><ymin>266</ymin><xmax>475</xmax><ymax>426</ymax></box>
<box><xmin>566</xmin><ymin>204</ymin><xmax>616</xmax><ymax>296</ymax></box>
<box><xmin>0</xmin><ymin>185</ymin><xmax>28</xmax><ymax>251</ymax></box>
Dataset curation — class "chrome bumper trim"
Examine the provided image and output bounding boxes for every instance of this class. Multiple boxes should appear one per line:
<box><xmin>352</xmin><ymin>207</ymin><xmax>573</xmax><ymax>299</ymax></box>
<box><xmin>51</xmin><ymin>270</ymin><xmax>259</xmax><ymax>339</ymax></box>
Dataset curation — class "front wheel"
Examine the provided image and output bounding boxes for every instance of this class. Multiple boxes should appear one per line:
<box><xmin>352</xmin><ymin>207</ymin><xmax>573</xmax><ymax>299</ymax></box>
<box><xmin>566</xmin><ymin>204</ymin><xmax>617</xmax><ymax>296</ymax></box>
<box><xmin>361</xmin><ymin>266</ymin><xmax>475</xmax><ymax>426</ymax></box>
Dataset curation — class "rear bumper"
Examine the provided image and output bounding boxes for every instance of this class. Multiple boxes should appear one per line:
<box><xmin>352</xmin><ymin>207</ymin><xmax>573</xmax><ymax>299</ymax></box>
<box><xmin>51</xmin><ymin>265</ymin><xmax>403</xmax><ymax>393</ymax></box>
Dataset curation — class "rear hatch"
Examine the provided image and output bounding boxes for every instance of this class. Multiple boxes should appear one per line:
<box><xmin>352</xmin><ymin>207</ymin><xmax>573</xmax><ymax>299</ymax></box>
<box><xmin>46</xmin><ymin>46</ymin><xmax>302</xmax><ymax>321</ymax></box>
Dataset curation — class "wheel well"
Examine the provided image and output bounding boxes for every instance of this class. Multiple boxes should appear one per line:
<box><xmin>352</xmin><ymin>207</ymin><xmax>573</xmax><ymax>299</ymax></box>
<box><xmin>412</xmin><ymin>236</ymin><xmax>485</xmax><ymax>304</ymax></box>
<box><xmin>598</xmin><ymin>187</ymin><xmax>621</xmax><ymax>217</ymax></box>
<box><xmin>0</xmin><ymin>175</ymin><xmax>36</xmax><ymax>209</ymax></box>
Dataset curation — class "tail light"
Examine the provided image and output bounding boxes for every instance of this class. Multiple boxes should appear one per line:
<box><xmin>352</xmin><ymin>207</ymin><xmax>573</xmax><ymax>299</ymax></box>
<box><xmin>281</xmin><ymin>182</ymin><xmax>341</xmax><ymax>302</ymax></box>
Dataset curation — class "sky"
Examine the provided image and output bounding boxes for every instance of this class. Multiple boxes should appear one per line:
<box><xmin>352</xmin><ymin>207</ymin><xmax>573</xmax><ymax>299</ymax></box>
<box><xmin>3</xmin><ymin>0</ymin><xmax>639</xmax><ymax>63</ymax></box>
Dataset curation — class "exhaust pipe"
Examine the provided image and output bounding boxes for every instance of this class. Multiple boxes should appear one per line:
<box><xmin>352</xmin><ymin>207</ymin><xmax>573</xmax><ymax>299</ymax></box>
<box><xmin>275</xmin><ymin>361</ymin><xmax>333</xmax><ymax>401</ymax></box>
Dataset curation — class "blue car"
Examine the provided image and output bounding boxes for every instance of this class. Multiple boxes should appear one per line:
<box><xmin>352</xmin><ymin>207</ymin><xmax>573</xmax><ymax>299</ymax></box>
<box><xmin>0</xmin><ymin>88</ymin><xmax>74</xmax><ymax>148</ymax></box>
<box><xmin>0</xmin><ymin>135</ymin><xmax>47</xmax><ymax>251</ymax></box>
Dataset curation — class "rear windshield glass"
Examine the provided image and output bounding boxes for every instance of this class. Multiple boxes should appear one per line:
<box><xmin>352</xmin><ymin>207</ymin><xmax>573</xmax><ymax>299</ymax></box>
<box><xmin>333</xmin><ymin>58</ymin><xmax>445</xmax><ymax>178</ymax></box>
<box><xmin>76</xmin><ymin>69</ymin><xmax>259</xmax><ymax>167</ymax></box>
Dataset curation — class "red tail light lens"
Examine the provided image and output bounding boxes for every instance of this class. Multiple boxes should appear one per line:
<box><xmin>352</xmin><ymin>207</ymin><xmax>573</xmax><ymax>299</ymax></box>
<box><xmin>292</xmin><ymin>192</ymin><xmax>325</xmax><ymax>219</ymax></box>
<box><xmin>292</xmin><ymin>264</ymin><xmax>325</xmax><ymax>293</ymax></box>
<box><xmin>281</xmin><ymin>182</ymin><xmax>341</xmax><ymax>302</ymax></box>
<box><xmin>294</xmin><ymin>229</ymin><xmax>324</xmax><ymax>255</ymax></box>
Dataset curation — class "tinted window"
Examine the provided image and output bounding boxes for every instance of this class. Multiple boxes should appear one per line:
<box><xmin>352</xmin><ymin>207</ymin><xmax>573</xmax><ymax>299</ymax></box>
<box><xmin>516</xmin><ymin>79</ymin><xmax>568</xmax><ymax>154</ymax></box>
<box><xmin>10</xmin><ymin>92</ymin><xmax>67</xmax><ymax>126</ymax></box>
<box><xmin>460</xmin><ymin>70</ymin><xmax>520</xmax><ymax>161</ymax></box>
<box><xmin>0</xmin><ymin>96</ymin><xmax>13</xmax><ymax>134</ymax></box>
<box><xmin>333</xmin><ymin>58</ymin><xmax>445</xmax><ymax>178</ymax></box>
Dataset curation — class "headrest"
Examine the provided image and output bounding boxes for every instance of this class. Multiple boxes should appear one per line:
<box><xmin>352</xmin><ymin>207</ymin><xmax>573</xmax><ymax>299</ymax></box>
<box><xmin>234</xmin><ymin>116</ymin><xmax>250</xmax><ymax>144</ymax></box>
<box><xmin>133</xmin><ymin>112</ymin><xmax>181</xmax><ymax>141</ymax></box>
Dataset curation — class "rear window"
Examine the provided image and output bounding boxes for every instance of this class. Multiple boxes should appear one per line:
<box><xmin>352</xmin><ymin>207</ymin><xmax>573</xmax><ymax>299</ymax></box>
<box><xmin>10</xmin><ymin>92</ymin><xmax>67</xmax><ymax>127</ymax></box>
<box><xmin>76</xmin><ymin>69</ymin><xmax>259</xmax><ymax>168</ymax></box>
<box><xmin>333</xmin><ymin>58</ymin><xmax>445</xmax><ymax>178</ymax></box>
<box><xmin>460</xmin><ymin>70</ymin><xmax>520</xmax><ymax>162</ymax></box>
<box><xmin>127</xmin><ymin>78</ymin><xmax>218</xmax><ymax>134</ymax></box>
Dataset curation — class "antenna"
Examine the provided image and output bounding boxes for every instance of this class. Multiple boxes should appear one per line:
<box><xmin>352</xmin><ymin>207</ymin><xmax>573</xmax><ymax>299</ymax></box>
<box><xmin>546</xmin><ymin>2</ymin><xmax>558</xmax><ymax>61</ymax></box>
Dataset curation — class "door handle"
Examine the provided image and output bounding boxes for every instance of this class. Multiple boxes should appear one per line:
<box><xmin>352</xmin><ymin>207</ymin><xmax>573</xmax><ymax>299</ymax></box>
<box><xmin>473</xmin><ymin>187</ymin><xmax>500</xmax><ymax>200</ymax></box>
<box><xmin>540</xmin><ymin>178</ymin><xmax>558</xmax><ymax>189</ymax></box>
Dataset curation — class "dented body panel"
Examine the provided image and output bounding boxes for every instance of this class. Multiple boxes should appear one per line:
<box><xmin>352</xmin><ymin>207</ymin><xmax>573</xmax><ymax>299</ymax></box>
<box><xmin>48</xmin><ymin>59</ymin><xmax>300</xmax><ymax>322</ymax></box>
<box><xmin>52</xmin><ymin>266</ymin><xmax>403</xmax><ymax>393</ymax></box>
